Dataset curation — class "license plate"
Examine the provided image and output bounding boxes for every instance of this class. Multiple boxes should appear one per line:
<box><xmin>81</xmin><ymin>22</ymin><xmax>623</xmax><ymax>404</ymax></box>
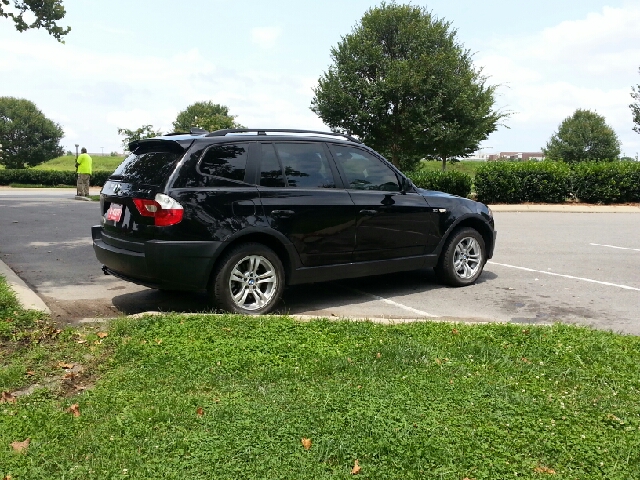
<box><xmin>106</xmin><ymin>204</ymin><xmax>123</xmax><ymax>222</ymax></box>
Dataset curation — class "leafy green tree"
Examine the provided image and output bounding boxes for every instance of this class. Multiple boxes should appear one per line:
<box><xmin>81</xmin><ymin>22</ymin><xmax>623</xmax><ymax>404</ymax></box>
<box><xmin>172</xmin><ymin>102</ymin><xmax>244</xmax><ymax>133</ymax></box>
<box><xmin>543</xmin><ymin>109</ymin><xmax>621</xmax><ymax>163</ymax></box>
<box><xmin>311</xmin><ymin>3</ymin><xmax>506</xmax><ymax>171</ymax></box>
<box><xmin>1</xmin><ymin>0</ymin><xmax>70</xmax><ymax>42</ymax></box>
<box><xmin>630</xmin><ymin>68</ymin><xmax>640</xmax><ymax>135</ymax></box>
<box><xmin>117</xmin><ymin>125</ymin><xmax>162</xmax><ymax>150</ymax></box>
<box><xmin>0</xmin><ymin>97</ymin><xmax>64</xmax><ymax>168</ymax></box>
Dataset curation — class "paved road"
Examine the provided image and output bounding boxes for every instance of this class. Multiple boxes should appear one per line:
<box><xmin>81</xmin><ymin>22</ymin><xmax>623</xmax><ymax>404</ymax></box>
<box><xmin>1</xmin><ymin>188</ymin><xmax>639</xmax><ymax>333</ymax></box>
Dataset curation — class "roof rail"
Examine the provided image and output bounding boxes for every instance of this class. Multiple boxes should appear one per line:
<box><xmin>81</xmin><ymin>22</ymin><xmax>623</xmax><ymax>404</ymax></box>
<box><xmin>205</xmin><ymin>128</ymin><xmax>362</xmax><ymax>144</ymax></box>
<box><xmin>190</xmin><ymin>127</ymin><xmax>209</xmax><ymax>135</ymax></box>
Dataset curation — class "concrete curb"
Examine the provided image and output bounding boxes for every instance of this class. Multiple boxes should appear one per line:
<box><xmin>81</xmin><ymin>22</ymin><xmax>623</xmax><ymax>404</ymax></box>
<box><xmin>489</xmin><ymin>204</ymin><xmax>640</xmax><ymax>213</ymax></box>
<box><xmin>0</xmin><ymin>258</ymin><xmax>50</xmax><ymax>314</ymax></box>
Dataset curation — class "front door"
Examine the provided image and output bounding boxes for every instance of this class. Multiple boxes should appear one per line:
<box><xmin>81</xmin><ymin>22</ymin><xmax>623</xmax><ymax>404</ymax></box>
<box><xmin>329</xmin><ymin>144</ymin><xmax>434</xmax><ymax>262</ymax></box>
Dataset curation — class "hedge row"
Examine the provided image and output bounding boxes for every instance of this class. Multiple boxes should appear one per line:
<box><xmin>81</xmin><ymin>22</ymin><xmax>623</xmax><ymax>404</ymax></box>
<box><xmin>407</xmin><ymin>170</ymin><xmax>472</xmax><ymax>198</ymax></box>
<box><xmin>0</xmin><ymin>170</ymin><xmax>112</xmax><ymax>187</ymax></box>
<box><xmin>475</xmin><ymin>161</ymin><xmax>640</xmax><ymax>204</ymax></box>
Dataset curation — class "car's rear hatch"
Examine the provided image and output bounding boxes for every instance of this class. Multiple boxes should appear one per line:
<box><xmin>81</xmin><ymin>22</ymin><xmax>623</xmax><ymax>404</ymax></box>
<box><xmin>100</xmin><ymin>138</ymin><xmax>190</xmax><ymax>244</ymax></box>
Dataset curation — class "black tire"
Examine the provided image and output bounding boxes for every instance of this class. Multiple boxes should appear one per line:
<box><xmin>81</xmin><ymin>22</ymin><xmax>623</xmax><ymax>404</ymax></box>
<box><xmin>211</xmin><ymin>243</ymin><xmax>284</xmax><ymax>315</ymax></box>
<box><xmin>435</xmin><ymin>227</ymin><xmax>486</xmax><ymax>287</ymax></box>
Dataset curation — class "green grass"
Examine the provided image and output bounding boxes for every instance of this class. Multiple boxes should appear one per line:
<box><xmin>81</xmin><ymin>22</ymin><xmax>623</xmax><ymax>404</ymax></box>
<box><xmin>1</xmin><ymin>278</ymin><xmax>640</xmax><ymax>478</ymax></box>
<box><xmin>419</xmin><ymin>160</ymin><xmax>483</xmax><ymax>179</ymax></box>
<box><xmin>33</xmin><ymin>155</ymin><xmax>126</xmax><ymax>172</ymax></box>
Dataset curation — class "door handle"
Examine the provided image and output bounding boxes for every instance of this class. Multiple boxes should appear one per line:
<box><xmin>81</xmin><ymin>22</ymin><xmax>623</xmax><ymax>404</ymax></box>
<box><xmin>359</xmin><ymin>209</ymin><xmax>377</xmax><ymax>216</ymax></box>
<box><xmin>271</xmin><ymin>209</ymin><xmax>295</xmax><ymax>218</ymax></box>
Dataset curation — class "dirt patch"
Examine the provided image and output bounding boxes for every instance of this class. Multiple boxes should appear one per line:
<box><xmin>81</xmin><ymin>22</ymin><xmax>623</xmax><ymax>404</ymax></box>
<box><xmin>42</xmin><ymin>295</ymin><xmax>121</xmax><ymax>326</ymax></box>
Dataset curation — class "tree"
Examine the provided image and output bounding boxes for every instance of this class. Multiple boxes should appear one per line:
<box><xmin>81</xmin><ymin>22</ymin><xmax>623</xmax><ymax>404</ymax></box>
<box><xmin>172</xmin><ymin>102</ymin><xmax>244</xmax><ymax>133</ymax></box>
<box><xmin>630</xmin><ymin>68</ymin><xmax>640</xmax><ymax>135</ymax></box>
<box><xmin>1</xmin><ymin>0</ymin><xmax>70</xmax><ymax>42</ymax></box>
<box><xmin>117</xmin><ymin>125</ymin><xmax>162</xmax><ymax>151</ymax></box>
<box><xmin>543</xmin><ymin>109</ymin><xmax>620</xmax><ymax>163</ymax></box>
<box><xmin>0</xmin><ymin>97</ymin><xmax>64</xmax><ymax>169</ymax></box>
<box><xmin>311</xmin><ymin>3</ymin><xmax>506</xmax><ymax>171</ymax></box>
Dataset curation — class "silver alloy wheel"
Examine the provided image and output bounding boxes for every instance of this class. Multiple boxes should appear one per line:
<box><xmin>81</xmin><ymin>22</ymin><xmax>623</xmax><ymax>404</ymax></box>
<box><xmin>453</xmin><ymin>236</ymin><xmax>483</xmax><ymax>280</ymax></box>
<box><xmin>228</xmin><ymin>255</ymin><xmax>278</xmax><ymax>311</ymax></box>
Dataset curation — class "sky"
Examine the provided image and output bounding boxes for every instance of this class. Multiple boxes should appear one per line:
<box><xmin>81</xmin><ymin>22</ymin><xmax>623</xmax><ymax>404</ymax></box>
<box><xmin>1</xmin><ymin>0</ymin><xmax>639</xmax><ymax>157</ymax></box>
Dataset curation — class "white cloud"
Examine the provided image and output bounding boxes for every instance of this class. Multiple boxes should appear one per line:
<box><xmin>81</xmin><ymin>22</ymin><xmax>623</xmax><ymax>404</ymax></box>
<box><xmin>477</xmin><ymin>4</ymin><xmax>640</xmax><ymax>154</ymax></box>
<box><xmin>251</xmin><ymin>27</ymin><xmax>282</xmax><ymax>49</ymax></box>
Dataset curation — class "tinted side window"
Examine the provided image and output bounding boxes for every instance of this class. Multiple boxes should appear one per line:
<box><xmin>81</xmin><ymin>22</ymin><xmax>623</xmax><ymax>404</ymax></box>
<box><xmin>196</xmin><ymin>143</ymin><xmax>248</xmax><ymax>185</ymax></box>
<box><xmin>259</xmin><ymin>144</ymin><xmax>285</xmax><ymax>187</ymax></box>
<box><xmin>333</xmin><ymin>146</ymin><xmax>399</xmax><ymax>192</ymax></box>
<box><xmin>111</xmin><ymin>151</ymin><xmax>182</xmax><ymax>187</ymax></box>
<box><xmin>274</xmin><ymin>143</ymin><xmax>335</xmax><ymax>188</ymax></box>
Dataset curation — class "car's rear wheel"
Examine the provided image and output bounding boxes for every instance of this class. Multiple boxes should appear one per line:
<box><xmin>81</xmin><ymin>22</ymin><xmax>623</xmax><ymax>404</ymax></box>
<box><xmin>436</xmin><ymin>227</ymin><xmax>486</xmax><ymax>287</ymax></box>
<box><xmin>211</xmin><ymin>243</ymin><xmax>284</xmax><ymax>315</ymax></box>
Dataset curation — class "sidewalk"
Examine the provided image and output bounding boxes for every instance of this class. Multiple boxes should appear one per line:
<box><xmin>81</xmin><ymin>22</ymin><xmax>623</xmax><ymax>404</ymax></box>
<box><xmin>489</xmin><ymin>204</ymin><xmax>640</xmax><ymax>213</ymax></box>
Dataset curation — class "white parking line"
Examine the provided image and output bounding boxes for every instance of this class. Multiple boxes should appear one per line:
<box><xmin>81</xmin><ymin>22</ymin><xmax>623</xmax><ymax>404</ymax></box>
<box><xmin>590</xmin><ymin>243</ymin><xmax>640</xmax><ymax>252</ymax></box>
<box><xmin>344</xmin><ymin>287</ymin><xmax>440</xmax><ymax>317</ymax></box>
<box><xmin>488</xmin><ymin>261</ymin><xmax>640</xmax><ymax>291</ymax></box>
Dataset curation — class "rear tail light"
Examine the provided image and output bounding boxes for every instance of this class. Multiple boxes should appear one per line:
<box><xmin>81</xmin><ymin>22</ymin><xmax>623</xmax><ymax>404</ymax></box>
<box><xmin>133</xmin><ymin>194</ymin><xmax>184</xmax><ymax>226</ymax></box>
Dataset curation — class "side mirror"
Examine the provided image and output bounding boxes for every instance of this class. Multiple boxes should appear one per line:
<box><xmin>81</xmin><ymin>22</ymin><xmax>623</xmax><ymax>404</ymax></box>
<box><xmin>400</xmin><ymin>177</ymin><xmax>412</xmax><ymax>194</ymax></box>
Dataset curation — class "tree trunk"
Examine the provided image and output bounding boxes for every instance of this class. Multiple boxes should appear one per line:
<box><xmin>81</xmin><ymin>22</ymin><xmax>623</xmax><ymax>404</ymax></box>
<box><xmin>441</xmin><ymin>156</ymin><xmax>447</xmax><ymax>171</ymax></box>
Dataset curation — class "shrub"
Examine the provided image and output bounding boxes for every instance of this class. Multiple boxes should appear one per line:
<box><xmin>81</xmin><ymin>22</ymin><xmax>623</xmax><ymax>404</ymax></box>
<box><xmin>571</xmin><ymin>161</ymin><xmax>640</xmax><ymax>204</ymax></box>
<box><xmin>407</xmin><ymin>170</ymin><xmax>472</xmax><ymax>198</ymax></box>
<box><xmin>475</xmin><ymin>162</ymin><xmax>571</xmax><ymax>204</ymax></box>
<box><xmin>0</xmin><ymin>169</ymin><xmax>111</xmax><ymax>187</ymax></box>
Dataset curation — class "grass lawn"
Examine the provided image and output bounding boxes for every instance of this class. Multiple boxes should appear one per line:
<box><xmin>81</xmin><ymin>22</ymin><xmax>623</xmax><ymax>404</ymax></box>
<box><xmin>1</xmin><ymin>278</ymin><xmax>640</xmax><ymax>478</ymax></box>
<box><xmin>33</xmin><ymin>155</ymin><xmax>126</xmax><ymax>172</ymax></box>
<box><xmin>419</xmin><ymin>160</ymin><xmax>483</xmax><ymax>179</ymax></box>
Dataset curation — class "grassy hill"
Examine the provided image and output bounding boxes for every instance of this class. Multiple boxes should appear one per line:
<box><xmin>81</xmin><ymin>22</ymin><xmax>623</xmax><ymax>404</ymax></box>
<box><xmin>33</xmin><ymin>155</ymin><xmax>126</xmax><ymax>172</ymax></box>
<box><xmin>418</xmin><ymin>160</ymin><xmax>483</xmax><ymax>179</ymax></box>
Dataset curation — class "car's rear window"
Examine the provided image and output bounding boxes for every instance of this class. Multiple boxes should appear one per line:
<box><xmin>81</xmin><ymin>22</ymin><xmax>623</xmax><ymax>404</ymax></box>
<box><xmin>110</xmin><ymin>151</ymin><xmax>183</xmax><ymax>186</ymax></box>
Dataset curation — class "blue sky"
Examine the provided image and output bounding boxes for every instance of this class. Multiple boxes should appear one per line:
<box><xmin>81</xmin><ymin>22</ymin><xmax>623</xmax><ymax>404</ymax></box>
<box><xmin>1</xmin><ymin>0</ymin><xmax>639</xmax><ymax>157</ymax></box>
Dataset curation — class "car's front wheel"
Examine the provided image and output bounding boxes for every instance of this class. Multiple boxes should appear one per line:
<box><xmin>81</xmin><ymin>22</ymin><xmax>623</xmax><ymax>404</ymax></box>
<box><xmin>211</xmin><ymin>243</ymin><xmax>284</xmax><ymax>315</ymax></box>
<box><xmin>436</xmin><ymin>227</ymin><xmax>486</xmax><ymax>287</ymax></box>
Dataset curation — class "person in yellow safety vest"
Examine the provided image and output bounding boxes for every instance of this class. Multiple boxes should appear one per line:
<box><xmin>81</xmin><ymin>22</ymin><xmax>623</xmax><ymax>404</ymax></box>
<box><xmin>76</xmin><ymin>147</ymin><xmax>93</xmax><ymax>197</ymax></box>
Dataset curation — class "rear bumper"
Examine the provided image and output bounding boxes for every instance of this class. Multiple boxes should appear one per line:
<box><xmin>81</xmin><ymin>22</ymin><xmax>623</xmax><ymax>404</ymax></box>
<box><xmin>92</xmin><ymin>225</ymin><xmax>222</xmax><ymax>290</ymax></box>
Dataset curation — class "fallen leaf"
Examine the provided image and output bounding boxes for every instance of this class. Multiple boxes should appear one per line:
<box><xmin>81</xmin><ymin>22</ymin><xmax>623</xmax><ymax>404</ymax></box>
<box><xmin>1</xmin><ymin>391</ymin><xmax>16</xmax><ymax>404</ymax></box>
<box><xmin>57</xmin><ymin>362</ymin><xmax>74</xmax><ymax>369</ymax></box>
<box><xmin>521</xmin><ymin>357</ymin><xmax>531</xmax><ymax>364</ymax></box>
<box><xmin>67</xmin><ymin>404</ymin><xmax>81</xmax><ymax>417</ymax></box>
<box><xmin>77</xmin><ymin>340</ymin><xmax>87</xmax><ymax>344</ymax></box>
<box><xmin>196</xmin><ymin>407</ymin><xmax>204</xmax><ymax>416</ymax></box>
<box><xmin>452</xmin><ymin>328</ymin><xmax>460</xmax><ymax>335</ymax></box>
<box><xmin>347</xmin><ymin>357</ymin><xmax>352</xmax><ymax>363</ymax></box>
<box><xmin>156</xmin><ymin>339</ymin><xmax>163</xmax><ymax>345</ymax></box>
<box><xmin>301</xmin><ymin>438</ymin><xmax>312</xmax><ymax>450</ymax></box>
<box><xmin>63</xmin><ymin>372</ymin><xmax>77</xmax><ymax>380</ymax></box>
<box><xmin>93</xmin><ymin>340</ymin><xmax>102</xmax><ymax>345</ymax></box>
<box><xmin>10</xmin><ymin>438</ymin><xmax>30</xmax><ymax>453</ymax></box>
<box><xmin>222</xmin><ymin>328</ymin><xmax>231</xmax><ymax>332</ymax></box>
<box><xmin>4</xmin><ymin>474</ymin><xmax>13</xmax><ymax>480</ymax></box>
<box><xmin>463</xmin><ymin>478</ymin><xmax>477</xmax><ymax>480</ymax></box>
<box><xmin>534</xmin><ymin>466</ymin><xmax>556</xmax><ymax>474</ymax></box>
<box><xmin>351</xmin><ymin>459</ymin><xmax>361</xmax><ymax>475</ymax></box>
<box><xmin>97</xmin><ymin>332</ymin><xmax>108</xmax><ymax>339</ymax></box>
<box><xmin>376</xmin><ymin>352</ymin><xmax>381</xmax><ymax>359</ymax></box>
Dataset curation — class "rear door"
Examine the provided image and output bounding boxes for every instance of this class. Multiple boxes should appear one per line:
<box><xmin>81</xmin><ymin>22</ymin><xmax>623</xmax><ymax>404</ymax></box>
<box><xmin>329</xmin><ymin>144</ymin><xmax>434</xmax><ymax>262</ymax></box>
<box><xmin>256</xmin><ymin>142</ymin><xmax>356</xmax><ymax>267</ymax></box>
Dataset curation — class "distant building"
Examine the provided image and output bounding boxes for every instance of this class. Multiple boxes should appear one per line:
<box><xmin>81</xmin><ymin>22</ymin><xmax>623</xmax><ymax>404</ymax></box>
<box><xmin>488</xmin><ymin>152</ymin><xmax>545</xmax><ymax>161</ymax></box>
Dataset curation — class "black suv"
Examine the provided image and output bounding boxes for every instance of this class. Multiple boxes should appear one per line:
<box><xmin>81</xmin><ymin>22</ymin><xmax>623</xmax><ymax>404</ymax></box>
<box><xmin>92</xmin><ymin>129</ymin><xmax>496</xmax><ymax>314</ymax></box>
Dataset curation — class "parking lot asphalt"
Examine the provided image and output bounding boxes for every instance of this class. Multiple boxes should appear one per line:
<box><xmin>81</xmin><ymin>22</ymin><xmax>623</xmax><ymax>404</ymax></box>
<box><xmin>1</xmin><ymin>187</ymin><xmax>639</xmax><ymax>334</ymax></box>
